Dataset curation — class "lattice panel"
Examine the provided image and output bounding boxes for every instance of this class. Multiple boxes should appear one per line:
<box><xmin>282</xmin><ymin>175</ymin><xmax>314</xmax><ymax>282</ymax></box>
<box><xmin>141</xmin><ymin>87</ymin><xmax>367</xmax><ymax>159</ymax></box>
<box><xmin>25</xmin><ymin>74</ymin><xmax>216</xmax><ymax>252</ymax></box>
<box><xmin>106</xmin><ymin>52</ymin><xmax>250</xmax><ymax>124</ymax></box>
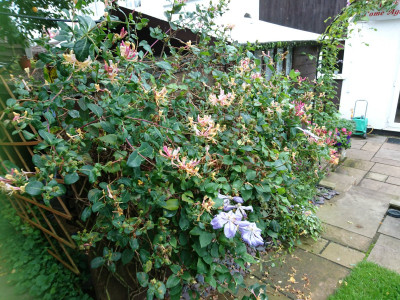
<box><xmin>0</xmin><ymin>74</ymin><xmax>80</xmax><ymax>274</ymax></box>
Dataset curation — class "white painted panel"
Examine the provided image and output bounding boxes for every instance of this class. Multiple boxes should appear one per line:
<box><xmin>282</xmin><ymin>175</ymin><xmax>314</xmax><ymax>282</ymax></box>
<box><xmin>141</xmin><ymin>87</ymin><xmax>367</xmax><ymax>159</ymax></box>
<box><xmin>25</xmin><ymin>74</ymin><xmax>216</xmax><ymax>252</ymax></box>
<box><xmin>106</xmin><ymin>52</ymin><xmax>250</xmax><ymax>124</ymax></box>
<box><xmin>340</xmin><ymin>20</ymin><xmax>400</xmax><ymax>130</ymax></box>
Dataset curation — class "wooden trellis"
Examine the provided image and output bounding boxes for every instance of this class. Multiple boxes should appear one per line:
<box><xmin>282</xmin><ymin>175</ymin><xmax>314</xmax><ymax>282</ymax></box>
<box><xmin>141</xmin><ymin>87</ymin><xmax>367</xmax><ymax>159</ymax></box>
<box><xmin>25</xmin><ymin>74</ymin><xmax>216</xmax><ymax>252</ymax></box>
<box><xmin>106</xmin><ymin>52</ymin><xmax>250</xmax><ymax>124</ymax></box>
<box><xmin>0</xmin><ymin>74</ymin><xmax>81</xmax><ymax>275</ymax></box>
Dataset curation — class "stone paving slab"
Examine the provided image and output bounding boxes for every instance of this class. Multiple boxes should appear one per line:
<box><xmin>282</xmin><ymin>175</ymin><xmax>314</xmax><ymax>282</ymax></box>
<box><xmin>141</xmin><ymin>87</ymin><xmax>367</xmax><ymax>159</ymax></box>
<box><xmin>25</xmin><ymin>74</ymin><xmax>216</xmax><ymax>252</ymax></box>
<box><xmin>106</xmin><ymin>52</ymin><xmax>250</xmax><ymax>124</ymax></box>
<box><xmin>359</xmin><ymin>178</ymin><xmax>400</xmax><ymax>196</ymax></box>
<box><xmin>371</xmin><ymin>156</ymin><xmax>400</xmax><ymax>167</ymax></box>
<box><xmin>317</xmin><ymin>186</ymin><xmax>395</xmax><ymax>238</ymax></box>
<box><xmin>319</xmin><ymin>242</ymin><xmax>365</xmax><ymax>268</ymax></box>
<box><xmin>363</xmin><ymin>135</ymin><xmax>387</xmax><ymax>144</ymax></box>
<box><xmin>259</xmin><ymin>250</ymin><xmax>349</xmax><ymax>300</ymax></box>
<box><xmin>350</xmin><ymin>139</ymin><xmax>367</xmax><ymax>150</ymax></box>
<box><xmin>381</xmin><ymin>142</ymin><xmax>400</xmax><ymax>151</ymax></box>
<box><xmin>346</xmin><ymin>149</ymin><xmax>375</xmax><ymax>161</ymax></box>
<box><xmin>361</xmin><ymin>142</ymin><xmax>382</xmax><ymax>153</ymax></box>
<box><xmin>342</xmin><ymin>158</ymin><xmax>374</xmax><ymax>171</ymax></box>
<box><xmin>365</xmin><ymin>172</ymin><xmax>388</xmax><ymax>182</ymax></box>
<box><xmin>321</xmin><ymin>223</ymin><xmax>372</xmax><ymax>252</ymax></box>
<box><xmin>375</xmin><ymin>147</ymin><xmax>400</xmax><ymax>163</ymax></box>
<box><xmin>386</xmin><ymin>176</ymin><xmax>400</xmax><ymax>186</ymax></box>
<box><xmin>233</xmin><ymin>276</ymin><xmax>291</xmax><ymax>300</ymax></box>
<box><xmin>378</xmin><ymin>216</ymin><xmax>400</xmax><ymax>240</ymax></box>
<box><xmin>335</xmin><ymin>166</ymin><xmax>367</xmax><ymax>185</ymax></box>
<box><xmin>319</xmin><ymin>173</ymin><xmax>356</xmax><ymax>192</ymax></box>
<box><xmin>298</xmin><ymin>237</ymin><xmax>328</xmax><ymax>254</ymax></box>
<box><xmin>370</xmin><ymin>163</ymin><xmax>400</xmax><ymax>178</ymax></box>
<box><xmin>367</xmin><ymin>234</ymin><xmax>400</xmax><ymax>273</ymax></box>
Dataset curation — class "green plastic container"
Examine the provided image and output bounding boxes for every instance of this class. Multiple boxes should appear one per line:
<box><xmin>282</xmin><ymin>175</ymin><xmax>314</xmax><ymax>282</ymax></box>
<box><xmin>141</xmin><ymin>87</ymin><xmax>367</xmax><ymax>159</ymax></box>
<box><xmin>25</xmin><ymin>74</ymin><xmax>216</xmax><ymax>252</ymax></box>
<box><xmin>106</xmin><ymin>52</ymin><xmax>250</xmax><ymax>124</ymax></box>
<box><xmin>352</xmin><ymin>100</ymin><xmax>368</xmax><ymax>139</ymax></box>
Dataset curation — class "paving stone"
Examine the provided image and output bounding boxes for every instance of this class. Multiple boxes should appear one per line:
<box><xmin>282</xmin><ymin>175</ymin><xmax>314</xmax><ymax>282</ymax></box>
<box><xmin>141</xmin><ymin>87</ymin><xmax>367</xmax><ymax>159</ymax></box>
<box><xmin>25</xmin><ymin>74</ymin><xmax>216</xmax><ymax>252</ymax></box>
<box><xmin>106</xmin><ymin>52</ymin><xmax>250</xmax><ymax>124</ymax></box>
<box><xmin>335</xmin><ymin>166</ymin><xmax>367</xmax><ymax>185</ymax></box>
<box><xmin>381</xmin><ymin>142</ymin><xmax>400</xmax><ymax>151</ymax></box>
<box><xmin>320</xmin><ymin>242</ymin><xmax>365</xmax><ymax>268</ymax></box>
<box><xmin>258</xmin><ymin>250</ymin><xmax>349</xmax><ymax>300</ymax></box>
<box><xmin>370</xmin><ymin>163</ymin><xmax>400</xmax><ymax>178</ymax></box>
<box><xmin>386</xmin><ymin>176</ymin><xmax>400</xmax><ymax>186</ymax></box>
<box><xmin>367</xmin><ymin>234</ymin><xmax>400</xmax><ymax>273</ymax></box>
<box><xmin>342</xmin><ymin>158</ymin><xmax>374</xmax><ymax>171</ymax></box>
<box><xmin>365</xmin><ymin>172</ymin><xmax>388</xmax><ymax>182</ymax></box>
<box><xmin>361</xmin><ymin>142</ymin><xmax>382</xmax><ymax>152</ymax></box>
<box><xmin>375</xmin><ymin>147</ymin><xmax>400</xmax><ymax>163</ymax></box>
<box><xmin>319</xmin><ymin>173</ymin><xmax>356</xmax><ymax>192</ymax></box>
<box><xmin>317</xmin><ymin>186</ymin><xmax>397</xmax><ymax>238</ymax></box>
<box><xmin>298</xmin><ymin>237</ymin><xmax>328</xmax><ymax>254</ymax></box>
<box><xmin>371</xmin><ymin>156</ymin><xmax>400</xmax><ymax>167</ymax></box>
<box><xmin>346</xmin><ymin>149</ymin><xmax>375</xmax><ymax>161</ymax></box>
<box><xmin>378</xmin><ymin>216</ymin><xmax>400</xmax><ymax>240</ymax></box>
<box><xmin>321</xmin><ymin>223</ymin><xmax>372</xmax><ymax>252</ymax></box>
<box><xmin>359</xmin><ymin>178</ymin><xmax>400</xmax><ymax>196</ymax></box>
<box><xmin>232</xmin><ymin>276</ymin><xmax>290</xmax><ymax>300</ymax></box>
<box><xmin>350</xmin><ymin>139</ymin><xmax>366</xmax><ymax>150</ymax></box>
<box><xmin>364</xmin><ymin>135</ymin><xmax>387</xmax><ymax>144</ymax></box>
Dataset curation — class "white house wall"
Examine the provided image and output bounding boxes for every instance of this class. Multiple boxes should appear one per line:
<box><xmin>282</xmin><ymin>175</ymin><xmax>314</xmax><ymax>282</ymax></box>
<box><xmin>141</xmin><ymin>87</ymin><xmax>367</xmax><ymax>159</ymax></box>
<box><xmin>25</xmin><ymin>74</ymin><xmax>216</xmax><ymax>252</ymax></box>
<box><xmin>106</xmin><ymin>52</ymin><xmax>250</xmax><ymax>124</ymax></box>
<box><xmin>340</xmin><ymin>19</ymin><xmax>400</xmax><ymax>130</ymax></box>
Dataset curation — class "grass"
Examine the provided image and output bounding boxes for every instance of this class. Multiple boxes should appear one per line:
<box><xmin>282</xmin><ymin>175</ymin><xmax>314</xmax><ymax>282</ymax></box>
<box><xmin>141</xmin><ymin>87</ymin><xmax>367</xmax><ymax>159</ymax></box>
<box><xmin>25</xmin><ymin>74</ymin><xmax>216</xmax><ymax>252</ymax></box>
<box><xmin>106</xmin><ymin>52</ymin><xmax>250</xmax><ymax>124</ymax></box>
<box><xmin>329</xmin><ymin>261</ymin><xmax>400</xmax><ymax>300</ymax></box>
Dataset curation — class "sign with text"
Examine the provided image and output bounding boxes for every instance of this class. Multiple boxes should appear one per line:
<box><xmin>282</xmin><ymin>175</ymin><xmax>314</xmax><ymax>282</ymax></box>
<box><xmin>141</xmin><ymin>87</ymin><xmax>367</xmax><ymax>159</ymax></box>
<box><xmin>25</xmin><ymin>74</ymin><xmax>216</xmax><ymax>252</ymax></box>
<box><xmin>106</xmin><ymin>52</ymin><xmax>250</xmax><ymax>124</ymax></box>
<box><xmin>367</xmin><ymin>1</ymin><xmax>400</xmax><ymax>20</ymax></box>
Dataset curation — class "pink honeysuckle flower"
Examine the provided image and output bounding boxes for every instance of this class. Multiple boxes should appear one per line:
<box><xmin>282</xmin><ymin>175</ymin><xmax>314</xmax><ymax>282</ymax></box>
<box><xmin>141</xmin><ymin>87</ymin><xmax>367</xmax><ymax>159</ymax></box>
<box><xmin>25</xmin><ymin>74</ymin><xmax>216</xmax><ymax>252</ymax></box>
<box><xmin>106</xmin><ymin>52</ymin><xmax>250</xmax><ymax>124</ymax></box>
<box><xmin>120</xmin><ymin>41</ymin><xmax>138</xmax><ymax>60</ymax></box>
<box><xmin>118</xmin><ymin>27</ymin><xmax>128</xmax><ymax>39</ymax></box>
<box><xmin>251</xmin><ymin>73</ymin><xmax>262</xmax><ymax>79</ymax></box>
<box><xmin>47</xmin><ymin>29</ymin><xmax>59</xmax><ymax>39</ymax></box>
<box><xmin>159</xmin><ymin>146</ymin><xmax>180</xmax><ymax>160</ymax></box>
<box><xmin>104</xmin><ymin>60</ymin><xmax>118</xmax><ymax>80</ymax></box>
<box><xmin>342</xmin><ymin>128</ymin><xmax>347</xmax><ymax>132</ymax></box>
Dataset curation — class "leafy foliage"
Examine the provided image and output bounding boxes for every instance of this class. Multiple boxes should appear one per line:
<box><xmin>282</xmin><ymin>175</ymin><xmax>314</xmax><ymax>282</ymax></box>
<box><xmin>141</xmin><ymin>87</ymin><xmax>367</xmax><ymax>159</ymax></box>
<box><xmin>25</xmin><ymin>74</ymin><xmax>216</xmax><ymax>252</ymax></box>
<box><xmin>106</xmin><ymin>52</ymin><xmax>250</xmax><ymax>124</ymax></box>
<box><xmin>0</xmin><ymin>0</ymin><xmax>379</xmax><ymax>297</ymax></box>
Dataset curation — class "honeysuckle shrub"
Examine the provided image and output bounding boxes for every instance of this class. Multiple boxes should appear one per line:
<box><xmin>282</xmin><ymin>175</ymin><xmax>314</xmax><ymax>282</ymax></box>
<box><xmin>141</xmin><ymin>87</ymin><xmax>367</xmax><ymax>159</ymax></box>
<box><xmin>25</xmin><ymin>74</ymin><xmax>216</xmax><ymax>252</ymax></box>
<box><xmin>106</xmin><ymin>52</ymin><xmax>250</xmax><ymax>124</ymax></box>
<box><xmin>0</xmin><ymin>1</ymin><xmax>357</xmax><ymax>298</ymax></box>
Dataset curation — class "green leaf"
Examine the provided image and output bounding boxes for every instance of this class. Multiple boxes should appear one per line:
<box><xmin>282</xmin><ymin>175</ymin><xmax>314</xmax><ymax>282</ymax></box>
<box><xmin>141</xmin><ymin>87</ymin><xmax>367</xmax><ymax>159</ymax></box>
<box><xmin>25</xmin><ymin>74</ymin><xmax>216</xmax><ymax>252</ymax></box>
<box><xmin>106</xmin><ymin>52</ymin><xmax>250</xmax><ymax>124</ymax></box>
<box><xmin>91</xmin><ymin>257</ymin><xmax>105</xmax><ymax>268</ymax></box>
<box><xmin>121</xmin><ymin>249</ymin><xmax>134</xmax><ymax>265</ymax></box>
<box><xmin>164</xmin><ymin>198</ymin><xmax>179</xmax><ymax>210</ymax></box>
<box><xmin>87</xmin><ymin>103</ymin><xmax>103</xmax><ymax>117</ymax></box>
<box><xmin>166</xmin><ymin>275</ymin><xmax>181</xmax><ymax>288</ymax></box>
<box><xmin>68</xmin><ymin>110</ymin><xmax>80</xmax><ymax>118</ymax></box>
<box><xmin>155</xmin><ymin>61</ymin><xmax>173</xmax><ymax>71</ymax></box>
<box><xmin>73</xmin><ymin>38</ymin><xmax>91</xmax><ymax>62</ymax></box>
<box><xmin>22</xmin><ymin>130</ymin><xmax>35</xmax><ymax>140</ymax></box>
<box><xmin>199</xmin><ymin>231</ymin><xmax>213</xmax><ymax>248</ymax></box>
<box><xmin>179</xmin><ymin>212</ymin><xmax>189</xmax><ymax>230</ymax></box>
<box><xmin>25</xmin><ymin>181</ymin><xmax>43</xmax><ymax>196</ymax></box>
<box><xmin>98</xmin><ymin>134</ymin><xmax>118</xmax><ymax>145</ymax></box>
<box><xmin>222</xmin><ymin>155</ymin><xmax>233</xmax><ymax>165</ymax></box>
<box><xmin>88</xmin><ymin>188</ymin><xmax>102</xmax><ymax>202</ymax></box>
<box><xmin>246</xmin><ymin>169</ymin><xmax>257</xmax><ymax>181</ymax></box>
<box><xmin>64</xmin><ymin>172</ymin><xmax>79</xmax><ymax>184</ymax></box>
<box><xmin>139</xmin><ymin>142</ymin><xmax>154</xmax><ymax>158</ymax></box>
<box><xmin>92</xmin><ymin>202</ymin><xmax>105</xmax><ymax>212</ymax></box>
<box><xmin>154</xmin><ymin>282</ymin><xmax>166</xmax><ymax>299</ymax></box>
<box><xmin>81</xmin><ymin>207</ymin><xmax>91</xmax><ymax>221</ymax></box>
<box><xmin>130</xmin><ymin>238</ymin><xmax>139</xmax><ymax>251</ymax></box>
<box><xmin>38</xmin><ymin>129</ymin><xmax>55</xmax><ymax>144</ymax></box>
<box><xmin>197</xmin><ymin>258</ymin><xmax>207</xmax><ymax>274</ymax></box>
<box><xmin>127</xmin><ymin>150</ymin><xmax>143</xmax><ymax>168</ymax></box>
<box><xmin>137</xmin><ymin>272</ymin><xmax>149</xmax><ymax>287</ymax></box>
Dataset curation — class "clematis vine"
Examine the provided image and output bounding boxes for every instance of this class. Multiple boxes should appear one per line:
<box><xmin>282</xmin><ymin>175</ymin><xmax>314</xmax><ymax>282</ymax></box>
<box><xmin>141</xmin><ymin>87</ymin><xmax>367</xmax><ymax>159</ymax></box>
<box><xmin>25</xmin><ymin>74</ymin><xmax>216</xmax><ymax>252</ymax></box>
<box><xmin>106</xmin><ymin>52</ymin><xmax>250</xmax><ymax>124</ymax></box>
<box><xmin>211</xmin><ymin>193</ymin><xmax>264</xmax><ymax>247</ymax></box>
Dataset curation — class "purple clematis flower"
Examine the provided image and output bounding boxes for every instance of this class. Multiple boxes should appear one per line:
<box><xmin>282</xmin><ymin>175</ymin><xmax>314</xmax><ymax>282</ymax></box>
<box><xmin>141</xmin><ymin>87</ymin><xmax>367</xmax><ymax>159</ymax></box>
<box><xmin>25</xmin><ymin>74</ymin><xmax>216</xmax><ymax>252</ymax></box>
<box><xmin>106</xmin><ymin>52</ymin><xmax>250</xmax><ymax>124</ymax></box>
<box><xmin>235</xmin><ymin>203</ymin><xmax>254</xmax><ymax>217</ymax></box>
<box><xmin>210</xmin><ymin>210</ymin><xmax>242</xmax><ymax>238</ymax></box>
<box><xmin>238</xmin><ymin>221</ymin><xmax>264</xmax><ymax>247</ymax></box>
<box><xmin>232</xmin><ymin>196</ymin><xmax>243</xmax><ymax>203</ymax></box>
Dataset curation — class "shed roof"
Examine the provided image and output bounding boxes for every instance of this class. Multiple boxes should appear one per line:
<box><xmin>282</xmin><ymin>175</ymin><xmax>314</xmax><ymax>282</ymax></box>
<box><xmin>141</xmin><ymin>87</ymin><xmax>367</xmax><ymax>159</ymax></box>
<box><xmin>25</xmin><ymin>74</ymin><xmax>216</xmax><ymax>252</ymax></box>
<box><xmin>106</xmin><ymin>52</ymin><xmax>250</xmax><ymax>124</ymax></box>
<box><xmin>220</xmin><ymin>17</ymin><xmax>321</xmax><ymax>44</ymax></box>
